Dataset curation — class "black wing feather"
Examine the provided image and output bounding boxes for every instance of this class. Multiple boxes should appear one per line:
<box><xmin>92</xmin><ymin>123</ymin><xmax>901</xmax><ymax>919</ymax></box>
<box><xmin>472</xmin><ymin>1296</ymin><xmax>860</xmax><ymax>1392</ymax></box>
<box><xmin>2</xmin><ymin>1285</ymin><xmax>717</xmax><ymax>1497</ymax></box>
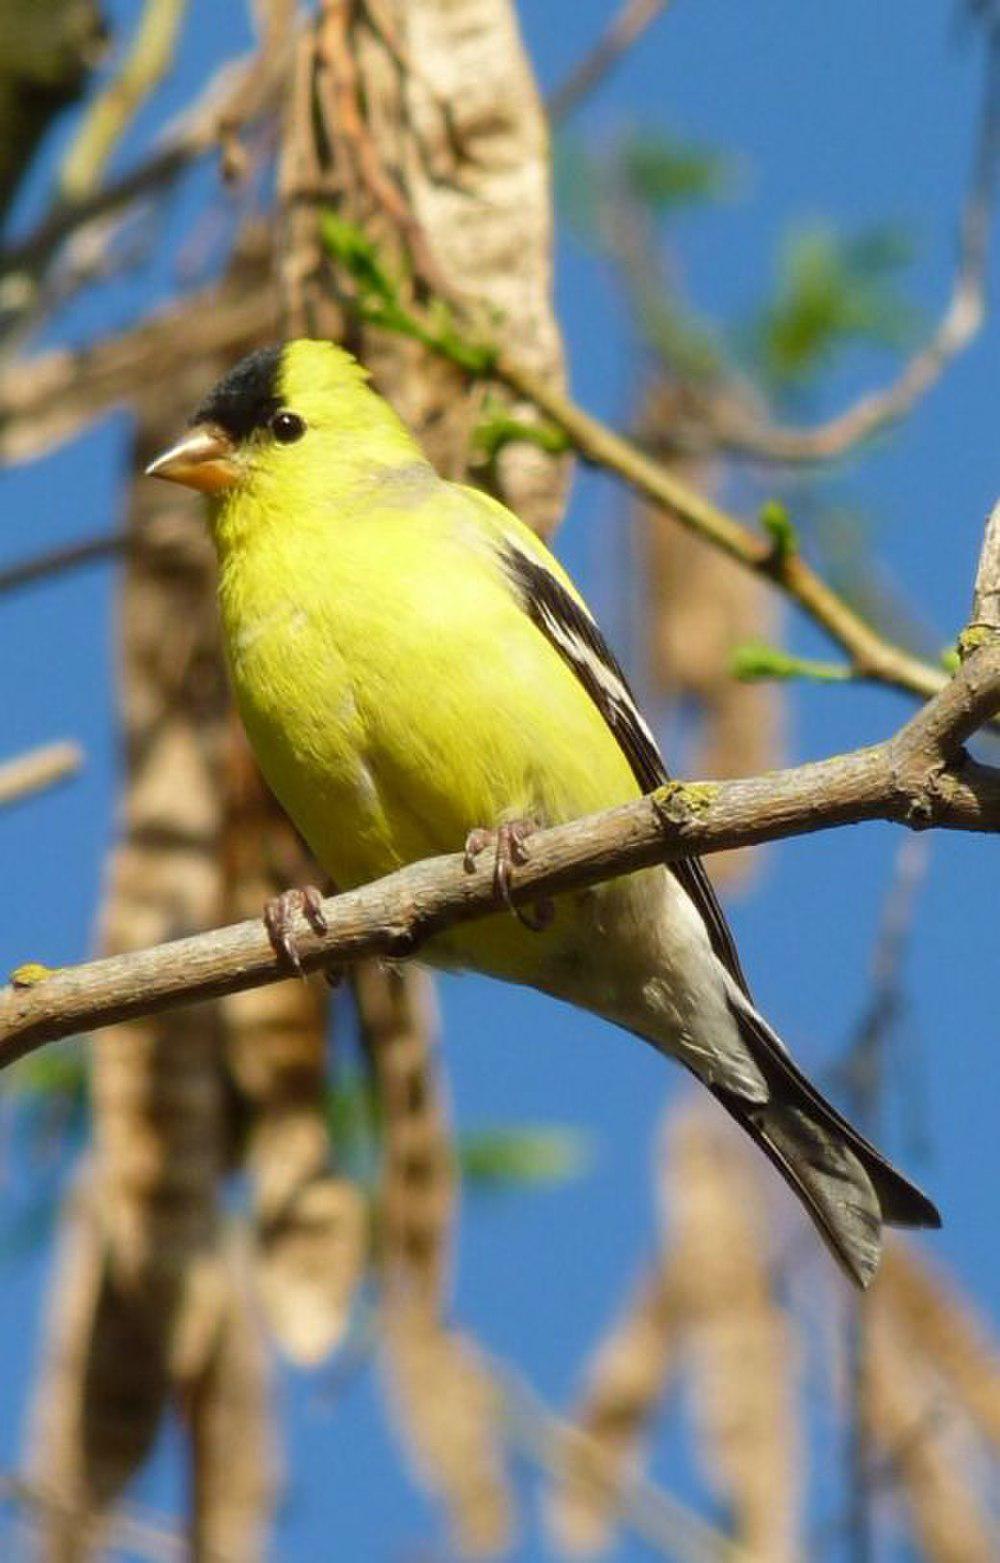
<box><xmin>499</xmin><ymin>542</ymin><xmax>943</xmax><ymax>1263</ymax></box>
<box><xmin>500</xmin><ymin>544</ymin><xmax>752</xmax><ymax>998</ymax></box>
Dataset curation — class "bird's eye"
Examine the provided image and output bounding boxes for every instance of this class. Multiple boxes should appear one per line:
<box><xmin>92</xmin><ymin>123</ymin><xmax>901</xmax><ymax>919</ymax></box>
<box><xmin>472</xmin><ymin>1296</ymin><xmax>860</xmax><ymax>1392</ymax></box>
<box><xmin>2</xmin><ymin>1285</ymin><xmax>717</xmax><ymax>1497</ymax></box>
<box><xmin>270</xmin><ymin>410</ymin><xmax>306</xmax><ymax>444</ymax></box>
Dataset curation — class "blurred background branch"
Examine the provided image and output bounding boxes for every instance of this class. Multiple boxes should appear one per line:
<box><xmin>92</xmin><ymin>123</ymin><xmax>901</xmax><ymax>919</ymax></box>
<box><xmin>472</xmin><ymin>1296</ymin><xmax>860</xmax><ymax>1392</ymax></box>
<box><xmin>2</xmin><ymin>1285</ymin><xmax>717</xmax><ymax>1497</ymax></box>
<box><xmin>547</xmin><ymin>0</ymin><xmax>672</xmax><ymax>124</ymax></box>
<box><xmin>0</xmin><ymin>741</ymin><xmax>81</xmax><ymax>809</ymax></box>
<box><xmin>58</xmin><ymin>0</ymin><xmax>188</xmax><ymax>202</ymax></box>
<box><xmin>702</xmin><ymin>23</ymin><xmax>1000</xmax><ymax>463</ymax></box>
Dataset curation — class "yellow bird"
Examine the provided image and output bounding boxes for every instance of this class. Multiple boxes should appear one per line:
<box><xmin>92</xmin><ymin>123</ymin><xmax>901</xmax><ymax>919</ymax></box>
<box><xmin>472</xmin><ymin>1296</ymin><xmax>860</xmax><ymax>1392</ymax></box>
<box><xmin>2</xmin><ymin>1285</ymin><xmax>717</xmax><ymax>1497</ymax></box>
<box><xmin>148</xmin><ymin>339</ymin><xmax>939</xmax><ymax>1286</ymax></box>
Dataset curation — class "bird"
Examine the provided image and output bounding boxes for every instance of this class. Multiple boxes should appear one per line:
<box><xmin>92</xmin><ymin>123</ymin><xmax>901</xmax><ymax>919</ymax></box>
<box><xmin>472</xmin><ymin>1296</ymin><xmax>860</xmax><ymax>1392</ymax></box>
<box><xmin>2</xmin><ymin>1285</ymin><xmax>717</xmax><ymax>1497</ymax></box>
<box><xmin>146</xmin><ymin>337</ymin><xmax>940</xmax><ymax>1287</ymax></box>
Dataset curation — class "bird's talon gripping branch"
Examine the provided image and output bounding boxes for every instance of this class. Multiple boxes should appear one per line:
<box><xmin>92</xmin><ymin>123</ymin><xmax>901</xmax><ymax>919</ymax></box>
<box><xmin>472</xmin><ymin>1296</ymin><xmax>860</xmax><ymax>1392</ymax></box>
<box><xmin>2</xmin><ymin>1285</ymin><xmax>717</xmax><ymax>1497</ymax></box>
<box><xmin>263</xmin><ymin>886</ymin><xmax>329</xmax><ymax>976</ymax></box>
<box><xmin>462</xmin><ymin>820</ymin><xmax>552</xmax><ymax>930</ymax></box>
<box><xmin>463</xmin><ymin>827</ymin><xmax>493</xmax><ymax>872</ymax></box>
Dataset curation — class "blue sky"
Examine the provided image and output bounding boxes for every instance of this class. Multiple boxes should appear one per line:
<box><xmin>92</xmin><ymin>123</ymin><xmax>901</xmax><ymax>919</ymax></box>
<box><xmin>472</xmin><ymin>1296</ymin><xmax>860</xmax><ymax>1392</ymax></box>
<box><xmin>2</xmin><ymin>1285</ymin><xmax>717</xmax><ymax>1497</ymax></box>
<box><xmin>0</xmin><ymin>2</ymin><xmax>997</xmax><ymax>1557</ymax></box>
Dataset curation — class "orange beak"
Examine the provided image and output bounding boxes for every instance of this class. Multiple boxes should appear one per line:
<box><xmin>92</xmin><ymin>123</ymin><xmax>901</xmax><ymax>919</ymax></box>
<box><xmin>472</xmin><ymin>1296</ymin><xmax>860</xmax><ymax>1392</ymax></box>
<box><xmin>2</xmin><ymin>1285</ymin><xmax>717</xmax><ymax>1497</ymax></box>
<box><xmin>144</xmin><ymin>424</ymin><xmax>240</xmax><ymax>494</ymax></box>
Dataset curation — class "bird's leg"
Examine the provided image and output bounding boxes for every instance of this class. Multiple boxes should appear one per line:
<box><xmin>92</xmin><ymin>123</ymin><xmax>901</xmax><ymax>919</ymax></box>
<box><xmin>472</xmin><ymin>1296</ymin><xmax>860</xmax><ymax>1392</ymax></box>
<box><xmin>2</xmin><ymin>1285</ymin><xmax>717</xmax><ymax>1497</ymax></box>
<box><xmin>462</xmin><ymin>820</ymin><xmax>555</xmax><ymax>932</ymax></box>
<box><xmin>263</xmin><ymin>885</ymin><xmax>331</xmax><ymax>978</ymax></box>
<box><xmin>493</xmin><ymin>821</ymin><xmax>534</xmax><ymax>908</ymax></box>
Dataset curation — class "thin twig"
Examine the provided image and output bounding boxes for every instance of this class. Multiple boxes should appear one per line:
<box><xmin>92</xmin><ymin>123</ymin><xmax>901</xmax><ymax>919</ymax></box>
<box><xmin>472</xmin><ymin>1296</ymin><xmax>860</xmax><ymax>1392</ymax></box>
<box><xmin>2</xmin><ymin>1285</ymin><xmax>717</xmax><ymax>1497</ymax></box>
<box><xmin>968</xmin><ymin>495</ymin><xmax>1000</xmax><ymax>637</ymax></box>
<box><xmin>0</xmin><ymin>743</ymin><xmax>82</xmax><ymax>809</ymax></box>
<box><xmin>0</xmin><ymin>42</ymin><xmax>286</xmax><ymax>301</ymax></box>
<box><xmin>0</xmin><ymin>535</ymin><xmax>125</xmax><ymax>596</ymax></box>
<box><xmin>497</xmin><ymin>1361</ymin><xmax>747</xmax><ymax>1562</ymax></box>
<box><xmin>703</xmin><ymin>26</ymin><xmax>1000</xmax><ymax>464</ymax></box>
<box><xmin>0</xmin><ymin>1470</ymin><xmax>213</xmax><ymax>1562</ymax></box>
<box><xmin>58</xmin><ymin>0</ymin><xmax>190</xmax><ymax>202</ymax></box>
<box><xmin>547</xmin><ymin>0</ymin><xmax>672</xmax><ymax>124</ymax></box>
<box><xmin>493</xmin><ymin>349</ymin><xmax>949</xmax><ymax>700</ymax></box>
<box><xmin>0</xmin><ymin>235</ymin><xmax>282</xmax><ymax>465</ymax></box>
<box><xmin>1</xmin><ymin>628</ymin><xmax>1000</xmax><ymax>1066</ymax></box>
<box><xmin>839</xmin><ymin>836</ymin><xmax>930</xmax><ymax>1563</ymax></box>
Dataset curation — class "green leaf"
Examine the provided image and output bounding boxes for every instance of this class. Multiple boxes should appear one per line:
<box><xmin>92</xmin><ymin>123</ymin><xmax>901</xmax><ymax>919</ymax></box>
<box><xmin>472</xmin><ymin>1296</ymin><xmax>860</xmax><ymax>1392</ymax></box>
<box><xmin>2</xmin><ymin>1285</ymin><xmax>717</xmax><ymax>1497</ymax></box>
<box><xmin>473</xmin><ymin>409</ymin><xmax>571</xmax><ymax>461</ymax></box>
<box><xmin>552</xmin><ymin>138</ymin><xmax>603</xmax><ymax>236</ymax></box>
<box><xmin>939</xmin><ymin>644</ymin><xmax>961</xmax><ymax>673</ymax></box>
<box><xmin>759</xmin><ymin>499</ymin><xmax>798</xmax><ymax>561</ymax></box>
<box><xmin>458</xmin><ymin>1126</ymin><xmax>591</xmax><ymax>1190</ymax></box>
<box><xmin>319</xmin><ymin>212</ymin><xmax>498</xmax><ymax>375</ymax></box>
<box><xmin>745</xmin><ymin>221</ymin><xmax>920</xmax><ymax>392</ymax></box>
<box><xmin>730</xmin><ymin>640</ymin><xmax>851</xmax><ymax>683</ymax></box>
<box><xmin>319</xmin><ymin>212</ymin><xmax>398</xmax><ymax>303</ymax></box>
<box><xmin>2</xmin><ymin>1040</ymin><xmax>87</xmax><ymax>1100</ymax></box>
<box><xmin>619</xmin><ymin>131</ymin><xmax>733</xmax><ymax>213</ymax></box>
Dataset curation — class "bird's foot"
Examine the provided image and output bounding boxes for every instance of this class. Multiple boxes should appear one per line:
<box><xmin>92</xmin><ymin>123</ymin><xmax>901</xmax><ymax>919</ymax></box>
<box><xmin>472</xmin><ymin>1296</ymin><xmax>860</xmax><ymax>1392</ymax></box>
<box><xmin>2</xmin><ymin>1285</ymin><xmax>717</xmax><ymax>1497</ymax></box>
<box><xmin>263</xmin><ymin>885</ymin><xmax>330</xmax><ymax>977</ymax></box>
<box><xmin>462</xmin><ymin>821</ymin><xmax>555</xmax><ymax>932</ymax></box>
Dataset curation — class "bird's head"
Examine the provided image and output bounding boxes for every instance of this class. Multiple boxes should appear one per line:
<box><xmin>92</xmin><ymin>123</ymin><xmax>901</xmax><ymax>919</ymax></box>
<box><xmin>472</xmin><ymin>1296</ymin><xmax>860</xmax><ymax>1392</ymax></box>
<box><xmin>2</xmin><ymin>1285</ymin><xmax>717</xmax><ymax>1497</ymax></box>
<box><xmin>145</xmin><ymin>339</ymin><xmax>420</xmax><ymax>519</ymax></box>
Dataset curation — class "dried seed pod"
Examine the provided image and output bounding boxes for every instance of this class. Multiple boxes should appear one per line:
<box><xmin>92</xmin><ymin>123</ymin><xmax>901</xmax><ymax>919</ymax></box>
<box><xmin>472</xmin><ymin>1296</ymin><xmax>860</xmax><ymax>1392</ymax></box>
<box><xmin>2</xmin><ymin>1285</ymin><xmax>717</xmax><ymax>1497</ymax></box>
<box><xmin>25</xmin><ymin>255</ymin><xmax>279</xmax><ymax>1549</ymax></box>
<box><xmin>221</xmin><ymin>739</ymin><xmax>363</xmax><ymax>1364</ymax></box>
<box><xmin>866</xmin><ymin>1290</ymin><xmax>995</xmax><ymax>1562</ymax></box>
<box><xmin>879</xmin><ymin>1243</ymin><xmax>1000</xmax><ymax>1449</ymax></box>
<box><xmin>185</xmin><ymin>1241</ymin><xmax>278</xmax><ymax>1563</ymax></box>
<box><xmin>278</xmin><ymin>0</ymin><xmax>570</xmax><ymax>535</ymax></box>
<box><xmin>382</xmin><ymin>1304</ymin><xmax>512</xmax><ymax>1558</ymax></box>
<box><xmin>26</xmin><ymin>1170</ymin><xmax>169</xmax><ymax>1559</ymax></box>
<box><xmin>359</xmin><ymin>962</ymin><xmax>513</xmax><ymax>1554</ymax></box>
<box><xmin>547</xmin><ymin>1258</ymin><xmax>681</xmax><ymax>1556</ymax></box>
<box><xmin>665</xmin><ymin>1102</ymin><xmax>800</xmax><ymax>1561</ymax></box>
<box><xmin>638</xmin><ymin>392</ymin><xmax>783</xmax><ymax>887</ymax></box>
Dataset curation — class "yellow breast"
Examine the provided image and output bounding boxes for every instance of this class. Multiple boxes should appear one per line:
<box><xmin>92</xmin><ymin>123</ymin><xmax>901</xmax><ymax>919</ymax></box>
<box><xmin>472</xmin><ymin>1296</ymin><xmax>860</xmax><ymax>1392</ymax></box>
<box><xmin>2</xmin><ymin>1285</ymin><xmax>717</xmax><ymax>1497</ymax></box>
<box><xmin>215</xmin><ymin>494</ymin><xmax>640</xmax><ymax>905</ymax></box>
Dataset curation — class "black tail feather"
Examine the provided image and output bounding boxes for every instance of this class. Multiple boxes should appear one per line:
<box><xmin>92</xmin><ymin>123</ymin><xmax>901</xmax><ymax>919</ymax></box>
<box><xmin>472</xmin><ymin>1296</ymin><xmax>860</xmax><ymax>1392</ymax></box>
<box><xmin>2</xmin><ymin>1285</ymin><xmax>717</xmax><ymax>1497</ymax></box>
<box><xmin>714</xmin><ymin>994</ymin><xmax>940</xmax><ymax>1288</ymax></box>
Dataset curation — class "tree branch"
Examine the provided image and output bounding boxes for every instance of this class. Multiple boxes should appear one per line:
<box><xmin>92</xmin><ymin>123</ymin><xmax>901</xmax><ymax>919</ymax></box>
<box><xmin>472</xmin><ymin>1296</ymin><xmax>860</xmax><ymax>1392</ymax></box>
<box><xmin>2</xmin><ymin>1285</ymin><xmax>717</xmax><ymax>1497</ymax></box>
<box><xmin>547</xmin><ymin>0</ymin><xmax>672</xmax><ymax>124</ymax></box>
<box><xmin>492</xmin><ymin>348</ymin><xmax>950</xmax><ymax>700</ymax></box>
<box><xmin>703</xmin><ymin>26</ymin><xmax>1000</xmax><ymax>465</ymax></box>
<box><xmin>0</xmin><ymin>740</ymin><xmax>82</xmax><ymax>808</ymax></box>
<box><xmin>0</xmin><ymin>36</ymin><xmax>287</xmax><ymax>325</ymax></box>
<box><xmin>496</xmin><ymin>1359</ymin><xmax>747</xmax><ymax>1563</ymax></box>
<box><xmin>0</xmin><ymin>533</ymin><xmax>124</xmax><ymax>595</ymax></box>
<box><xmin>0</xmin><ymin>228</ymin><xmax>281</xmax><ymax>464</ymax></box>
<box><xmin>968</xmin><ymin>496</ymin><xmax>1000</xmax><ymax>638</ymax></box>
<box><xmin>2</xmin><ymin>634</ymin><xmax>999</xmax><ymax>1069</ymax></box>
<box><xmin>58</xmin><ymin>0</ymin><xmax>189</xmax><ymax>202</ymax></box>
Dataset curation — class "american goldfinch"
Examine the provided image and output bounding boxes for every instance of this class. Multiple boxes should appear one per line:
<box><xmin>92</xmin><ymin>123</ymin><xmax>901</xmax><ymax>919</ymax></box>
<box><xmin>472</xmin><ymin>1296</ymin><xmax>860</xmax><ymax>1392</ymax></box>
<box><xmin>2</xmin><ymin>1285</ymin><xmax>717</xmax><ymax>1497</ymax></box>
<box><xmin>148</xmin><ymin>339</ymin><xmax>939</xmax><ymax>1286</ymax></box>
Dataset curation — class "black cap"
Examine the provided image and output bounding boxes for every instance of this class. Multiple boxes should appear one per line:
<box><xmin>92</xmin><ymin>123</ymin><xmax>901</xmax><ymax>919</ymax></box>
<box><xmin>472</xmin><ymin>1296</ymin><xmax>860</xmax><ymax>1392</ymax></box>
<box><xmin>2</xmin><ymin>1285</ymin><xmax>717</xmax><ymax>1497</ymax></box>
<box><xmin>190</xmin><ymin>345</ymin><xmax>282</xmax><ymax>440</ymax></box>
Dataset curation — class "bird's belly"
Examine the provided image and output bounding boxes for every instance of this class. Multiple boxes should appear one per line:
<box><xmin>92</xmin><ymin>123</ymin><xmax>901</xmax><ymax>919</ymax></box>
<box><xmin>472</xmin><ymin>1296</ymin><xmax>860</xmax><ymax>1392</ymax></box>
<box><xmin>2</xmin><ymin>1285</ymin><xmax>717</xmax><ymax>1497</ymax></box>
<box><xmin>221</xmin><ymin>578</ymin><xmax>658</xmax><ymax>996</ymax></box>
<box><xmin>227</xmin><ymin>608</ymin><xmax>406</xmax><ymax>889</ymax></box>
<box><xmin>224</xmin><ymin>595</ymin><xmax>538</xmax><ymax>894</ymax></box>
<box><xmin>230</xmin><ymin>620</ymin><xmax>592</xmax><ymax>982</ymax></box>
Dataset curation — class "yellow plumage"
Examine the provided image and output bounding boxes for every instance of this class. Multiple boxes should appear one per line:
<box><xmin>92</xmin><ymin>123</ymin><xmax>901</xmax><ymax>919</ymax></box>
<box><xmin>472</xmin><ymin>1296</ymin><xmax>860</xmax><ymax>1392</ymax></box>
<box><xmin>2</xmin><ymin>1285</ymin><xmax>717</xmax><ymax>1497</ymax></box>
<box><xmin>221</xmin><ymin>486</ymin><xmax>639</xmax><ymax>884</ymax></box>
<box><xmin>207</xmin><ymin>343</ymin><xmax>639</xmax><ymax>982</ymax></box>
<box><xmin>146</xmin><ymin>337</ymin><xmax>940</xmax><ymax>1287</ymax></box>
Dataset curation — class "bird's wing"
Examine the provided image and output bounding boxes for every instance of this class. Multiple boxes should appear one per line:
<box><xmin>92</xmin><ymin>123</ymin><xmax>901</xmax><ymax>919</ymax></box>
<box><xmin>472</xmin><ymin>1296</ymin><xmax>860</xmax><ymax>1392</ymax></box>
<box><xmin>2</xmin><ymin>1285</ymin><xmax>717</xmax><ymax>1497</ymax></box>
<box><xmin>463</xmin><ymin>497</ymin><xmax>941</xmax><ymax>1287</ymax></box>
<box><xmin>495</xmin><ymin>533</ymin><xmax>753</xmax><ymax>1000</ymax></box>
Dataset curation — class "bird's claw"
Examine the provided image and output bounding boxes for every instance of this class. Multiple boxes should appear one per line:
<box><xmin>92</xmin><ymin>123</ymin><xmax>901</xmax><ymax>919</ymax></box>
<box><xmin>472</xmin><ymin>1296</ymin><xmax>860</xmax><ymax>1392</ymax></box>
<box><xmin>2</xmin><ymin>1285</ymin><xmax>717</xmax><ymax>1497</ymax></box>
<box><xmin>263</xmin><ymin>885</ymin><xmax>329</xmax><ymax>976</ymax></box>
<box><xmin>462</xmin><ymin>821</ymin><xmax>554</xmax><ymax>932</ymax></box>
<box><xmin>463</xmin><ymin>827</ymin><xmax>494</xmax><ymax>873</ymax></box>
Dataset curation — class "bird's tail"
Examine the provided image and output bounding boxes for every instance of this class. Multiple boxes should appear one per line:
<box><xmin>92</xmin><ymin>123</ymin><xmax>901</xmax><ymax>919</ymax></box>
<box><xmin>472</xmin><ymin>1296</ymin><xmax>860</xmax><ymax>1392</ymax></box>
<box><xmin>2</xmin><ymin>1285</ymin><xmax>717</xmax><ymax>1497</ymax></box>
<box><xmin>712</xmin><ymin>998</ymin><xmax>940</xmax><ymax>1289</ymax></box>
